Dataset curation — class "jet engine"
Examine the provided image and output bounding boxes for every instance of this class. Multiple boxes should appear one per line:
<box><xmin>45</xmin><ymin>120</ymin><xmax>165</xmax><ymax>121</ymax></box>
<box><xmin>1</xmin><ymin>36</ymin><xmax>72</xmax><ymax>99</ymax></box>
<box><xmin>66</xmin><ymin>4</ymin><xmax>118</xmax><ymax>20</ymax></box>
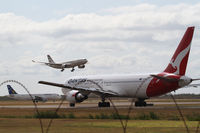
<box><xmin>34</xmin><ymin>96</ymin><xmax>47</xmax><ymax>102</ymax></box>
<box><xmin>66</xmin><ymin>90</ymin><xmax>88</xmax><ymax>103</ymax></box>
<box><xmin>78</xmin><ymin>65</ymin><xmax>85</xmax><ymax>68</ymax></box>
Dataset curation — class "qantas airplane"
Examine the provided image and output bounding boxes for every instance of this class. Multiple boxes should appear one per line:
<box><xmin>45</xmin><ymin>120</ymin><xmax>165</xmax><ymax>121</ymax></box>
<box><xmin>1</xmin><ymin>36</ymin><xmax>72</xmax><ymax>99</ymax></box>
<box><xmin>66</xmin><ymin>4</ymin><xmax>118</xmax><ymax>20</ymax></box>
<box><xmin>39</xmin><ymin>27</ymin><xmax>199</xmax><ymax>107</ymax></box>
<box><xmin>32</xmin><ymin>55</ymin><xmax>88</xmax><ymax>72</ymax></box>
<box><xmin>6</xmin><ymin>85</ymin><xmax>61</xmax><ymax>102</ymax></box>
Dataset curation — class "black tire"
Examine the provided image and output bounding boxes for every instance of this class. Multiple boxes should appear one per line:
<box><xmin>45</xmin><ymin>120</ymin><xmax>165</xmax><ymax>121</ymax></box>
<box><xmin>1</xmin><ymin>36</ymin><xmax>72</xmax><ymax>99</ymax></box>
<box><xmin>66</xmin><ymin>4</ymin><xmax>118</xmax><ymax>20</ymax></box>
<box><xmin>98</xmin><ymin>102</ymin><xmax>110</xmax><ymax>107</ymax></box>
<box><xmin>106</xmin><ymin>102</ymin><xmax>110</xmax><ymax>107</ymax></box>
<box><xmin>135</xmin><ymin>101</ymin><xmax>139</xmax><ymax>107</ymax></box>
<box><xmin>143</xmin><ymin>102</ymin><xmax>147</xmax><ymax>106</ymax></box>
<box><xmin>135</xmin><ymin>101</ymin><xmax>147</xmax><ymax>107</ymax></box>
<box><xmin>98</xmin><ymin>102</ymin><xmax>102</xmax><ymax>107</ymax></box>
<box><xmin>70</xmin><ymin>103</ymin><xmax>75</xmax><ymax>107</ymax></box>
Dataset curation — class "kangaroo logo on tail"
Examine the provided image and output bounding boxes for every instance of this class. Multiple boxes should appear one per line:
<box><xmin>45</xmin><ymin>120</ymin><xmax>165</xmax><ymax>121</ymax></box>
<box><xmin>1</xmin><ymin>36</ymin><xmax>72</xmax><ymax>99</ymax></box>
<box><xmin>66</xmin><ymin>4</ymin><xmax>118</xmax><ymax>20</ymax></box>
<box><xmin>164</xmin><ymin>27</ymin><xmax>194</xmax><ymax>75</ymax></box>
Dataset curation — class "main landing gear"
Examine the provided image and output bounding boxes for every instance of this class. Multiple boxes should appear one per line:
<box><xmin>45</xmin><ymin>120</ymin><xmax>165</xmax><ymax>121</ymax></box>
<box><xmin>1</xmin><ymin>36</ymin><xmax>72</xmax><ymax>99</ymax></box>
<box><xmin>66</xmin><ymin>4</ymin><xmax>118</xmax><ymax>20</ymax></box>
<box><xmin>135</xmin><ymin>99</ymin><xmax>147</xmax><ymax>107</ymax></box>
<box><xmin>71</xmin><ymin>68</ymin><xmax>75</xmax><ymax>72</ymax></box>
<box><xmin>98</xmin><ymin>97</ymin><xmax>110</xmax><ymax>107</ymax></box>
<box><xmin>70</xmin><ymin>103</ymin><xmax>75</xmax><ymax>107</ymax></box>
<box><xmin>61</xmin><ymin>68</ymin><xmax>64</xmax><ymax>72</ymax></box>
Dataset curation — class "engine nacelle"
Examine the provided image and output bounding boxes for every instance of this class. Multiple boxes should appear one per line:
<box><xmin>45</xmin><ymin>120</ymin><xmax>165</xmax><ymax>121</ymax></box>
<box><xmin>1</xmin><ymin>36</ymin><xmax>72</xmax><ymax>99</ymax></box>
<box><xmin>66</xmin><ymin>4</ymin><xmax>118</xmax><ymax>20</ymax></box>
<box><xmin>34</xmin><ymin>96</ymin><xmax>47</xmax><ymax>102</ymax></box>
<box><xmin>66</xmin><ymin>90</ymin><xmax>88</xmax><ymax>103</ymax></box>
<box><xmin>78</xmin><ymin>65</ymin><xmax>85</xmax><ymax>69</ymax></box>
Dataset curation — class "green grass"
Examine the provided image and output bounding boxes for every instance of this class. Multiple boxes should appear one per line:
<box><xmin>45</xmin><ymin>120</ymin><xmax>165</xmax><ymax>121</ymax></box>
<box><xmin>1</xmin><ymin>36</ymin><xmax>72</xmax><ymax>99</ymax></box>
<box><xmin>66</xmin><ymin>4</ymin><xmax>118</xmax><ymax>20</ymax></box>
<box><xmin>0</xmin><ymin>118</ymin><xmax>199</xmax><ymax>133</ymax></box>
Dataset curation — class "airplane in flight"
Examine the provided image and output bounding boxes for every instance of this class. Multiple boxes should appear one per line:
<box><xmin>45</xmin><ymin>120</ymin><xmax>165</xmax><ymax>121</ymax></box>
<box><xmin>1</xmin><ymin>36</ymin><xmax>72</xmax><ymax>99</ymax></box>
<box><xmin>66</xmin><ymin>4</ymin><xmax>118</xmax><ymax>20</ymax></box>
<box><xmin>6</xmin><ymin>85</ymin><xmax>61</xmax><ymax>102</ymax></box>
<box><xmin>32</xmin><ymin>55</ymin><xmax>88</xmax><ymax>72</ymax></box>
<box><xmin>39</xmin><ymin>26</ymin><xmax>200</xmax><ymax>107</ymax></box>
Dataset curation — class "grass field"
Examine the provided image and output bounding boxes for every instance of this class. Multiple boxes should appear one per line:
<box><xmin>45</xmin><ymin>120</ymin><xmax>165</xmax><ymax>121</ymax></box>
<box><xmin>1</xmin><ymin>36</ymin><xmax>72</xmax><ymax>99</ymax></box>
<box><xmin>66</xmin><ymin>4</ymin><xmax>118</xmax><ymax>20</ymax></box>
<box><xmin>0</xmin><ymin>118</ymin><xmax>199</xmax><ymax>133</ymax></box>
<box><xmin>0</xmin><ymin>100</ymin><xmax>199</xmax><ymax>133</ymax></box>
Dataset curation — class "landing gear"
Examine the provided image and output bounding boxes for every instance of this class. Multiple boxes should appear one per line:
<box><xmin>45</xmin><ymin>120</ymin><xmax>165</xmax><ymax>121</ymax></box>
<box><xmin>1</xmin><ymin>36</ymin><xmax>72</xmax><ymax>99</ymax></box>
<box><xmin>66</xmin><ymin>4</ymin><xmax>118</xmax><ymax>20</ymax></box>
<box><xmin>98</xmin><ymin>97</ymin><xmax>110</xmax><ymax>107</ymax></box>
<box><xmin>33</xmin><ymin>100</ymin><xmax>38</xmax><ymax>103</ymax></box>
<box><xmin>98</xmin><ymin>102</ymin><xmax>110</xmax><ymax>107</ymax></box>
<box><xmin>135</xmin><ymin>99</ymin><xmax>147</xmax><ymax>107</ymax></box>
<box><xmin>71</xmin><ymin>68</ymin><xmax>75</xmax><ymax>72</ymax></box>
<box><xmin>61</xmin><ymin>68</ymin><xmax>64</xmax><ymax>72</ymax></box>
<box><xmin>70</xmin><ymin>103</ymin><xmax>75</xmax><ymax>107</ymax></box>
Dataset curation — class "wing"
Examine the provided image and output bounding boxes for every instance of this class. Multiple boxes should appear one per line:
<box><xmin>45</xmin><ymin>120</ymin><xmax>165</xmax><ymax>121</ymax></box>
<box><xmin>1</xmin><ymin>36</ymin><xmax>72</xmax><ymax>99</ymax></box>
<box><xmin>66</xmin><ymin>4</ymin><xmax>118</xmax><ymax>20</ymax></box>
<box><xmin>150</xmin><ymin>74</ymin><xmax>179</xmax><ymax>82</ymax></box>
<box><xmin>32</xmin><ymin>60</ymin><xmax>49</xmax><ymax>65</ymax></box>
<box><xmin>38</xmin><ymin>81</ymin><xmax>119</xmax><ymax>96</ymax></box>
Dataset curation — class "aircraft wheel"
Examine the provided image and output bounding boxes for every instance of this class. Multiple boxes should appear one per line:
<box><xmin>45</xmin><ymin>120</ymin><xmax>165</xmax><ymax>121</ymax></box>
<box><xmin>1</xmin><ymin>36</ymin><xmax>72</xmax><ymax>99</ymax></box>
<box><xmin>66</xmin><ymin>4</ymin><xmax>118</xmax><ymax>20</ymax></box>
<box><xmin>98</xmin><ymin>102</ymin><xmax>110</xmax><ymax>107</ymax></box>
<box><xmin>71</xmin><ymin>68</ymin><xmax>75</xmax><ymax>72</ymax></box>
<box><xmin>135</xmin><ymin>101</ymin><xmax>146</xmax><ymax>107</ymax></box>
<box><xmin>106</xmin><ymin>102</ymin><xmax>110</xmax><ymax>107</ymax></box>
<box><xmin>70</xmin><ymin>103</ymin><xmax>75</xmax><ymax>107</ymax></box>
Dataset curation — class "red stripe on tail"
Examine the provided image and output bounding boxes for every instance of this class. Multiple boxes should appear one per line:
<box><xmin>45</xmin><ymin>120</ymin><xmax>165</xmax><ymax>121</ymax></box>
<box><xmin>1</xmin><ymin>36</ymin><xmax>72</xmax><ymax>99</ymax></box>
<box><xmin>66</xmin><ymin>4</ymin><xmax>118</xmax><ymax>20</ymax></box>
<box><xmin>164</xmin><ymin>27</ymin><xmax>194</xmax><ymax>75</ymax></box>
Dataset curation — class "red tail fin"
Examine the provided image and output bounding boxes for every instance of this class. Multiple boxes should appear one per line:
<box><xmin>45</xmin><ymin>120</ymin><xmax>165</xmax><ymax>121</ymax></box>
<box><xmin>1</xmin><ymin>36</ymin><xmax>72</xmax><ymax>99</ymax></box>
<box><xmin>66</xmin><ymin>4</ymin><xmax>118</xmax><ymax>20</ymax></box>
<box><xmin>164</xmin><ymin>27</ymin><xmax>194</xmax><ymax>75</ymax></box>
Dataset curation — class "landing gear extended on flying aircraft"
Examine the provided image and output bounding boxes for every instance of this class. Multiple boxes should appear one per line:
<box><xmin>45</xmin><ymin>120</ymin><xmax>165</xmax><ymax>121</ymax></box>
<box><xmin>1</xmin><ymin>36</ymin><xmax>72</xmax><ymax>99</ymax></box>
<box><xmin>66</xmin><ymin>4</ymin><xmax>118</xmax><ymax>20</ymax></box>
<box><xmin>98</xmin><ymin>97</ymin><xmax>110</xmax><ymax>107</ymax></box>
<box><xmin>71</xmin><ymin>67</ymin><xmax>75</xmax><ymax>72</ymax></box>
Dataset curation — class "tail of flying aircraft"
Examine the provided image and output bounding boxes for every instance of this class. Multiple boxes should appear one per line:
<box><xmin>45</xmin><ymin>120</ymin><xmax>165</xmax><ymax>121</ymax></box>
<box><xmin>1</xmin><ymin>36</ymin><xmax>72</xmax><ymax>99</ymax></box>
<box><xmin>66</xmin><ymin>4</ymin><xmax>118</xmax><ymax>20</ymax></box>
<box><xmin>7</xmin><ymin>85</ymin><xmax>17</xmax><ymax>95</ymax></box>
<box><xmin>163</xmin><ymin>26</ymin><xmax>194</xmax><ymax>75</ymax></box>
<box><xmin>47</xmin><ymin>55</ymin><xmax>55</xmax><ymax>64</ymax></box>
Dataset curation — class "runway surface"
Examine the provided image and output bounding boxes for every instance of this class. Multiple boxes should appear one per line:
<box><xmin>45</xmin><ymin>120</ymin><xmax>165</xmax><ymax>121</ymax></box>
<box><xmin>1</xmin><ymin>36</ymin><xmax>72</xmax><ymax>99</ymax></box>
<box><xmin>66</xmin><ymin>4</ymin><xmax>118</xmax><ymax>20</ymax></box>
<box><xmin>0</xmin><ymin>101</ymin><xmax>200</xmax><ymax>109</ymax></box>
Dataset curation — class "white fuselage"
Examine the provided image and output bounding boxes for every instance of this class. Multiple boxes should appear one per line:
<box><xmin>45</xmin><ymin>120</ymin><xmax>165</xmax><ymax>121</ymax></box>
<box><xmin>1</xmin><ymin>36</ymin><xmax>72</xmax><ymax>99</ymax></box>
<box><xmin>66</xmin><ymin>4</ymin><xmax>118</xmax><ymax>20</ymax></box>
<box><xmin>64</xmin><ymin>73</ymin><xmax>192</xmax><ymax>99</ymax></box>
<box><xmin>7</xmin><ymin>94</ymin><xmax>61</xmax><ymax>101</ymax></box>
<box><xmin>65</xmin><ymin>74</ymin><xmax>154</xmax><ymax>99</ymax></box>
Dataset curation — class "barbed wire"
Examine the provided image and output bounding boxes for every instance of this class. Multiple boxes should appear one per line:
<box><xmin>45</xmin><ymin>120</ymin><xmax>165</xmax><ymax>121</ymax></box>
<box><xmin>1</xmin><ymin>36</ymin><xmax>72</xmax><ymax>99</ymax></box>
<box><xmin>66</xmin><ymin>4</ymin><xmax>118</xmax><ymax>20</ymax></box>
<box><xmin>124</xmin><ymin>76</ymin><xmax>152</xmax><ymax>131</ymax></box>
<box><xmin>0</xmin><ymin>80</ymin><xmax>44</xmax><ymax>133</ymax></box>
<box><xmin>196</xmin><ymin>121</ymin><xmax>200</xmax><ymax>133</ymax></box>
<box><xmin>170</xmin><ymin>93</ymin><xmax>190</xmax><ymax>133</ymax></box>
<box><xmin>41</xmin><ymin>78</ymin><xmax>198</xmax><ymax>133</ymax></box>
<box><xmin>46</xmin><ymin>96</ymin><xmax>66</xmax><ymax>133</ymax></box>
<box><xmin>72</xmin><ymin>77</ymin><xmax>151</xmax><ymax>133</ymax></box>
<box><xmin>1</xmin><ymin>79</ymin><xmax>199</xmax><ymax>133</ymax></box>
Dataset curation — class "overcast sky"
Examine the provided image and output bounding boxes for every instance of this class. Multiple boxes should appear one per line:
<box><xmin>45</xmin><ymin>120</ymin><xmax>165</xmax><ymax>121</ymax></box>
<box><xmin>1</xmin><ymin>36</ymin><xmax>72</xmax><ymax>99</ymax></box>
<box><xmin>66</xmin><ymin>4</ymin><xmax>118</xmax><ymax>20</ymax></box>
<box><xmin>0</xmin><ymin>0</ymin><xmax>200</xmax><ymax>96</ymax></box>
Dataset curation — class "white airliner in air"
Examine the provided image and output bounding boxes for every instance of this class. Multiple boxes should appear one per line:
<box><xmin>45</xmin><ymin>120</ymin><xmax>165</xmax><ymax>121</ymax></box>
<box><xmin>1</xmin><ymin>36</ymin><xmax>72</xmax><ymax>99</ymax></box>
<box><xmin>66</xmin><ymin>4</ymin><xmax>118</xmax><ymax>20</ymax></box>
<box><xmin>39</xmin><ymin>27</ymin><xmax>200</xmax><ymax>107</ymax></box>
<box><xmin>6</xmin><ymin>85</ymin><xmax>61</xmax><ymax>102</ymax></box>
<box><xmin>32</xmin><ymin>55</ymin><xmax>88</xmax><ymax>72</ymax></box>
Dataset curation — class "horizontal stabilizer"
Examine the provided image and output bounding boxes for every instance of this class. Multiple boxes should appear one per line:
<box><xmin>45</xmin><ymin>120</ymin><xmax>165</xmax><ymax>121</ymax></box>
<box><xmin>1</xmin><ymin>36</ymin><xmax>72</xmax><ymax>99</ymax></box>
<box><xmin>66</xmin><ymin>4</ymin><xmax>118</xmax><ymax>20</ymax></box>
<box><xmin>150</xmin><ymin>74</ymin><xmax>179</xmax><ymax>82</ymax></box>
<box><xmin>186</xmin><ymin>84</ymin><xmax>200</xmax><ymax>88</ymax></box>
